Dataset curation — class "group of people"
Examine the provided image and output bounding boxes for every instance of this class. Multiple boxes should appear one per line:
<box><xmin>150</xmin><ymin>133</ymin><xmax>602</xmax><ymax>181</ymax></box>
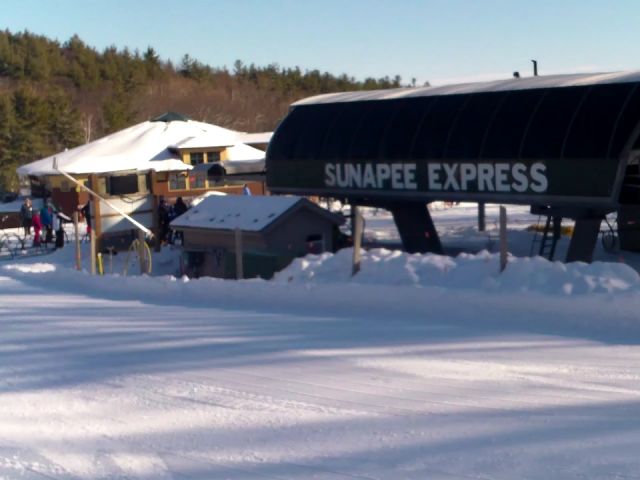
<box><xmin>19</xmin><ymin>197</ymin><xmax>66</xmax><ymax>248</ymax></box>
<box><xmin>158</xmin><ymin>196</ymin><xmax>188</xmax><ymax>244</ymax></box>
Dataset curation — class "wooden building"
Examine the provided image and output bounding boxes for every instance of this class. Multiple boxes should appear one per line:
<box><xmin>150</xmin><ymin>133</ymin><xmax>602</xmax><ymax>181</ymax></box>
<box><xmin>16</xmin><ymin>113</ymin><xmax>271</xmax><ymax>249</ymax></box>
<box><xmin>170</xmin><ymin>195</ymin><xmax>345</xmax><ymax>279</ymax></box>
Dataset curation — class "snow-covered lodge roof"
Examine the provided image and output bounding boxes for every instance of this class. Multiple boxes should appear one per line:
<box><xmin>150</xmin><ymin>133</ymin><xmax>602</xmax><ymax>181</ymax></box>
<box><xmin>17</xmin><ymin>113</ymin><xmax>272</xmax><ymax>177</ymax></box>
<box><xmin>173</xmin><ymin>131</ymin><xmax>272</xmax><ymax>150</ymax></box>
<box><xmin>238</xmin><ymin>132</ymin><xmax>272</xmax><ymax>147</ymax></box>
<box><xmin>224</xmin><ymin>143</ymin><xmax>266</xmax><ymax>162</ymax></box>
<box><xmin>170</xmin><ymin>195</ymin><xmax>343</xmax><ymax>232</ymax></box>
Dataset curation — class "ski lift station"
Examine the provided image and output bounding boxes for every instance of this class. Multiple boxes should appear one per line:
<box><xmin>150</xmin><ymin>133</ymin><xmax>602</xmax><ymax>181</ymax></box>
<box><xmin>266</xmin><ymin>71</ymin><xmax>640</xmax><ymax>263</ymax></box>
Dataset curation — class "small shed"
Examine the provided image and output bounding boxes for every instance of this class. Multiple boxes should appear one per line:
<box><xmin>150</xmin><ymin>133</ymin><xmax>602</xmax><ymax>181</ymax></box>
<box><xmin>170</xmin><ymin>195</ymin><xmax>345</xmax><ymax>279</ymax></box>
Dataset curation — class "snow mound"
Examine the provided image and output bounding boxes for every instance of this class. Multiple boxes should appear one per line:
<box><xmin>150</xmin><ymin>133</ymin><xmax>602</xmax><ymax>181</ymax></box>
<box><xmin>4</xmin><ymin>263</ymin><xmax>57</xmax><ymax>273</ymax></box>
<box><xmin>275</xmin><ymin>249</ymin><xmax>640</xmax><ymax>295</ymax></box>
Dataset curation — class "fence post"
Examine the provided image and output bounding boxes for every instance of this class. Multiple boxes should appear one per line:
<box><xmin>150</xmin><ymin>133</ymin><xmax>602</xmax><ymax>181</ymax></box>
<box><xmin>138</xmin><ymin>229</ymin><xmax>146</xmax><ymax>275</ymax></box>
<box><xmin>235</xmin><ymin>228</ymin><xmax>244</xmax><ymax>280</ymax></box>
<box><xmin>499</xmin><ymin>206</ymin><xmax>508</xmax><ymax>272</ymax></box>
<box><xmin>89</xmin><ymin>228</ymin><xmax>96</xmax><ymax>275</ymax></box>
<box><xmin>478</xmin><ymin>202</ymin><xmax>486</xmax><ymax>232</ymax></box>
<box><xmin>352</xmin><ymin>205</ymin><xmax>364</xmax><ymax>276</ymax></box>
<box><xmin>73</xmin><ymin>211</ymin><xmax>81</xmax><ymax>271</ymax></box>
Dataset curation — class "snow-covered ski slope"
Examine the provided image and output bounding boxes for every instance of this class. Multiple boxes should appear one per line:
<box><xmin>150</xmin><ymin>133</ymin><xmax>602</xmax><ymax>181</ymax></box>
<box><xmin>1</xmin><ymin>204</ymin><xmax>640</xmax><ymax>479</ymax></box>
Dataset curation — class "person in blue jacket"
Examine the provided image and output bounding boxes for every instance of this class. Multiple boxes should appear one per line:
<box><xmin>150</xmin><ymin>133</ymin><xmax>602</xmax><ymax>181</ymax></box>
<box><xmin>40</xmin><ymin>198</ymin><xmax>55</xmax><ymax>244</ymax></box>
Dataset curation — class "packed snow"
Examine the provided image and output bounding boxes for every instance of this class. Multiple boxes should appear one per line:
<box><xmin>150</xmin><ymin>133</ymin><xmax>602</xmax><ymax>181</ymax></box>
<box><xmin>2</xmin><ymin>203</ymin><xmax>640</xmax><ymax>479</ymax></box>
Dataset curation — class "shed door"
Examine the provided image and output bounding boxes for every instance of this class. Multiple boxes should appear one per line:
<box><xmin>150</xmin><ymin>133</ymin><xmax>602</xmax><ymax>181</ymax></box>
<box><xmin>204</xmin><ymin>248</ymin><xmax>227</xmax><ymax>278</ymax></box>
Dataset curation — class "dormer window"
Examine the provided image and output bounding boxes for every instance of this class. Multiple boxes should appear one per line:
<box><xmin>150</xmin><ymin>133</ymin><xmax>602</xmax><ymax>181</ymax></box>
<box><xmin>190</xmin><ymin>152</ymin><xmax>204</xmax><ymax>166</ymax></box>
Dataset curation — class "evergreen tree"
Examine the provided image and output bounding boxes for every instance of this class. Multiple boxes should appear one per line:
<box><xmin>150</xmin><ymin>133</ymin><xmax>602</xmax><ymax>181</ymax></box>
<box><xmin>0</xmin><ymin>95</ymin><xmax>17</xmax><ymax>191</ymax></box>
<box><xmin>102</xmin><ymin>85</ymin><xmax>136</xmax><ymax>133</ymax></box>
<box><xmin>24</xmin><ymin>34</ymin><xmax>51</xmax><ymax>80</ymax></box>
<box><xmin>143</xmin><ymin>46</ymin><xmax>162</xmax><ymax>80</ymax></box>
<box><xmin>46</xmin><ymin>89</ymin><xmax>83</xmax><ymax>151</ymax></box>
<box><xmin>0</xmin><ymin>29</ymin><xmax>415</xmax><ymax>191</ymax></box>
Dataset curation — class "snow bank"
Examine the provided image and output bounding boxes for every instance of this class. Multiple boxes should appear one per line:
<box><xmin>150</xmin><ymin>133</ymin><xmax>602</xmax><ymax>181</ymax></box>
<box><xmin>4</xmin><ymin>250</ymin><xmax>639</xmax><ymax>303</ymax></box>
<box><xmin>6</xmin><ymin>249</ymin><xmax>640</xmax><ymax>304</ymax></box>
<box><xmin>5</xmin><ymin>247</ymin><xmax>639</xmax><ymax>300</ymax></box>
<box><xmin>275</xmin><ymin>248</ymin><xmax>640</xmax><ymax>295</ymax></box>
<box><xmin>4</xmin><ymin>248</ymin><xmax>640</xmax><ymax>337</ymax></box>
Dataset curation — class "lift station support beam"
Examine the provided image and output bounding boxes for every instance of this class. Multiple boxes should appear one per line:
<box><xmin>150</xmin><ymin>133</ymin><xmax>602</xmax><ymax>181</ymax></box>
<box><xmin>389</xmin><ymin>202</ymin><xmax>443</xmax><ymax>254</ymax></box>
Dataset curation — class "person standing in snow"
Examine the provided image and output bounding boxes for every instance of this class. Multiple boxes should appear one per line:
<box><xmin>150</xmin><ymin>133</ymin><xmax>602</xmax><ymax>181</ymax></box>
<box><xmin>171</xmin><ymin>197</ymin><xmax>188</xmax><ymax>244</ymax></box>
<box><xmin>40</xmin><ymin>198</ymin><xmax>55</xmax><ymax>245</ymax></box>
<box><xmin>158</xmin><ymin>198</ymin><xmax>170</xmax><ymax>244</ymax></box>
<box><xmin>242</xmin><ymin>184</ymin><xmax>252</xmax><ymax>196</ymax></box>
<box><xmin>20</xmin><ymin>197</ymin><xmax>33</xmax><ymax>237</ymax></box>
<box><xmin>54</xmin><ymin>210</ymin><xmax>67</xmax><ymax>249</ymax></box>
<box><xmin>32</xmin><ymin>210</ymin><xmax>42</xmax><ymax>247</ymax></box>
<box><xmin>80</xmin><ymin>200</ymin><xmax>91</xmax><ymax>236</ymax></box>
<box><xmin>173</xmin><ymin>197</ymin><xmax>188</xmax><ymax>217</ymax></box>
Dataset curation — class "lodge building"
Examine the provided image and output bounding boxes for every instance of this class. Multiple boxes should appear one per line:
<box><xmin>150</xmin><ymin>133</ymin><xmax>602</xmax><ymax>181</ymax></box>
<box><xmin>17</xmin><ymin>112</ymin><xmax>271</xmax><ymax>249</ymax></box>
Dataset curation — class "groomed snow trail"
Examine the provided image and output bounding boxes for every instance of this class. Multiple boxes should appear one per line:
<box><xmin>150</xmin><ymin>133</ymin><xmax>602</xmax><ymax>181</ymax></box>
<box><xmin>2</xmin><ymin>272</ymin><xmax>640</xmax><ymax>479</ymax></box>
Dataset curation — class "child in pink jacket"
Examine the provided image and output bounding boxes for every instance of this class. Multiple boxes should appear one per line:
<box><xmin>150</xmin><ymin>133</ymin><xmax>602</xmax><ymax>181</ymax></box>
<box><xmin>32</xmin><ymin>212</ymin><xmax>42</xmax><ymax>247</ymax></box>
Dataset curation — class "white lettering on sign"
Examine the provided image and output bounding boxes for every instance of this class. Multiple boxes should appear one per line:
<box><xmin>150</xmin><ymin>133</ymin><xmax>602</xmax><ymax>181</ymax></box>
<box><xmin>324</xmin><ymin>162</ymin><xmax>548</xmax><ymax>193</ymax></box>
<box><xmin>511</xmin><ymin>163</ymin><xmax>528</xmax><ymax>193</ymax></box>
<box><xmin>404</xmin><ymin>164</ymin><xmax>417</xmax><ymax>189</ymax></box>
<box><xmin>427</xmin><ymin>162</ymin><xmax>548</xmax><ymax>194</ymax></box>
<box><xmin>442</xmin><ymin>163</ymin><xmax>459</xmax><ymax>190</ymax></box>
<box><xmin>460</xmin><ymin>163</ymin><xmax>477</xmax><ymax>190</ymax></box>
<box><xmin>324</xmin><ymin>163</ymin><xmax>418</xmax><ymax>190</ymax></box>
<box><xmin>495</xmin><ymin>164</ymin><xmax>510</xmax><ymax>192</ymax></box>
<box><xmin>477</xmin><ymin>163</ymin><xmax>494</xmax><ymax>192</ymax></box>
<box><xmin>530</xmin><ymin>163</ymin><xmax>548</xmax><ymax>193</ymax></box>
<box><xmin>428</xmin><ymin>163</ymin><xmax>442</xmax><ymax>190</ymax></box>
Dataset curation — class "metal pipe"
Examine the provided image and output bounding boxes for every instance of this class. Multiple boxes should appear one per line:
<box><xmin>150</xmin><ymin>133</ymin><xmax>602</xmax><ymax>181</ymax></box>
<box><xmin>52</xmin><ymin>158</ymin><xmax>153</xmax><ymax>237</ymax></box>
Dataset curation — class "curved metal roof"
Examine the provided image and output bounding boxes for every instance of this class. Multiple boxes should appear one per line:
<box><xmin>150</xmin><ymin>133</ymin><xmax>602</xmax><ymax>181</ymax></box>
<box><xmin>267</xmin><ymin>71</ymin><xmax>640</xmax><ymax>207</ymax></box>
<box><xmin>293</xmin><ymin>71</ymin><xmax>640</xmax><ymax>105</ymax></box>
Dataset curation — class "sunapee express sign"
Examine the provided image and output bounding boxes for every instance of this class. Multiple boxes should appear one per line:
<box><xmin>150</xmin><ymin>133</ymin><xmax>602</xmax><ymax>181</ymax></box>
<box><xmin>324</xmin><ymin>161</ymin><xmax>548</xmax><ymax>194</ymax></box>
<box><xmin>266</xmin><ymin>77</ymin><xmax>640</xmax><ymax>205</ymax></box>
<box><xmin>266</xmin><ymin>156</ymin><xmax>619</xmax><ymax>203</ymax></box>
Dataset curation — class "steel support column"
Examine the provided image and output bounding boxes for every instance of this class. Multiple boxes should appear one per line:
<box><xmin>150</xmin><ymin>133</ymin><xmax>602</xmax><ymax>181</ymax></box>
<box><xmin>566</xmin><ymin>217</ymin><xmax>603</xmax><ymax>263</ymax></box>
<box><xmin>390</xmin><ymin>203</ymin><xmax>443</xmax><ymax>254</ymax></box>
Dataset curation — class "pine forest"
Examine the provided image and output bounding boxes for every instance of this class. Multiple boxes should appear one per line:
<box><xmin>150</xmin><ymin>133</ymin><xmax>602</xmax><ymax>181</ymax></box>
<box><xmin>0</xmin><ymin>30</ymin><xmax>410</xmax><ymax>191</ymax></box>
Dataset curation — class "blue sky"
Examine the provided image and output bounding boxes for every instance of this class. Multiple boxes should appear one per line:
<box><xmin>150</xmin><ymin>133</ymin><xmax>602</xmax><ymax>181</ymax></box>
<box><xmin>3</xmin><ymin>0</ymin><xmax>640</xmax><ymax>85</ymax></box>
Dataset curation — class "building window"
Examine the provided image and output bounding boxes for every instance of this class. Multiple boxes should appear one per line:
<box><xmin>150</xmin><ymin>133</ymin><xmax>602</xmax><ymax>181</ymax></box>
<box><xmin>190</xmin><ymin>152</ymin><xmax>204</xmax><ymax>165</ymax></box>
<box><xmin>139</xmin><ymin>173</ymin><xmax>151</xmax><ymax>193</ymax></box>
<box><xmin>169</xmin><ymin>173</ymin><xmax>186</xmax><ymax>190</ymax></box>
<box><xmin>306</xmin><ymin>234</ymin><xmax>325</xmax><ymax>254</ymax></box>
<box><xmin>207</xmin><ymin>151</ymin><xmax>221</xmax><ymax>163</ymax></box>
<box><xmin>190</xmin><ymin>172</ymin><xmax>206</xmax><ymax>189</ymax></box>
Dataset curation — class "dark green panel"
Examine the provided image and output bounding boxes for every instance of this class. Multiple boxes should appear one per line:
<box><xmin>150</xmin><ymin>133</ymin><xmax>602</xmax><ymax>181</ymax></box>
<box><xmin>268</xmin><ymin>157</ymin><xmax>618</xmax><ymax>201</ymax></box>
<box><xmin>444</xmin><ymin>91</ymin><xmax>507</xmax><ymax>159</ymax></box>
<box><xmin>520</xmin><ymin>87</ymin><xmax>587</xmax><ymax>159</ymax></box>
<box><xmin>481</xmin><ymin>89</ymin><xmax>545</xmax><ymax>159</ymax></box>
<box><xmin>609</xmin><ymin>85</ymin><xmax>640</xmax><ymax>157</ymax></box>
<box><xmin>380</xmin><ymin>98</ymin><xmax>434</xmax><ymax>160</ymax></box>
<box><xmin>563</xmin><ymin>83</ymin><xmax>634</xmax><ymax>159</ymax></box>
<box><xmin>266</xmin><ymin>81</ymin><xmax>640</xmax><ymax>206</ymax></box>
<box><xmin>411</xmin><ymin>95</ymin><xmax>468</xmax><ymax>159</ymax></box>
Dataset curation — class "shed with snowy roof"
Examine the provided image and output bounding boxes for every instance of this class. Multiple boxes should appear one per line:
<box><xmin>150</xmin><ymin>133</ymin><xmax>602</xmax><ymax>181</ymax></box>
<box><xmin>170</xmin><ymin>195</ymin><xmax>345</xmax><ymax>279</ymax></box>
